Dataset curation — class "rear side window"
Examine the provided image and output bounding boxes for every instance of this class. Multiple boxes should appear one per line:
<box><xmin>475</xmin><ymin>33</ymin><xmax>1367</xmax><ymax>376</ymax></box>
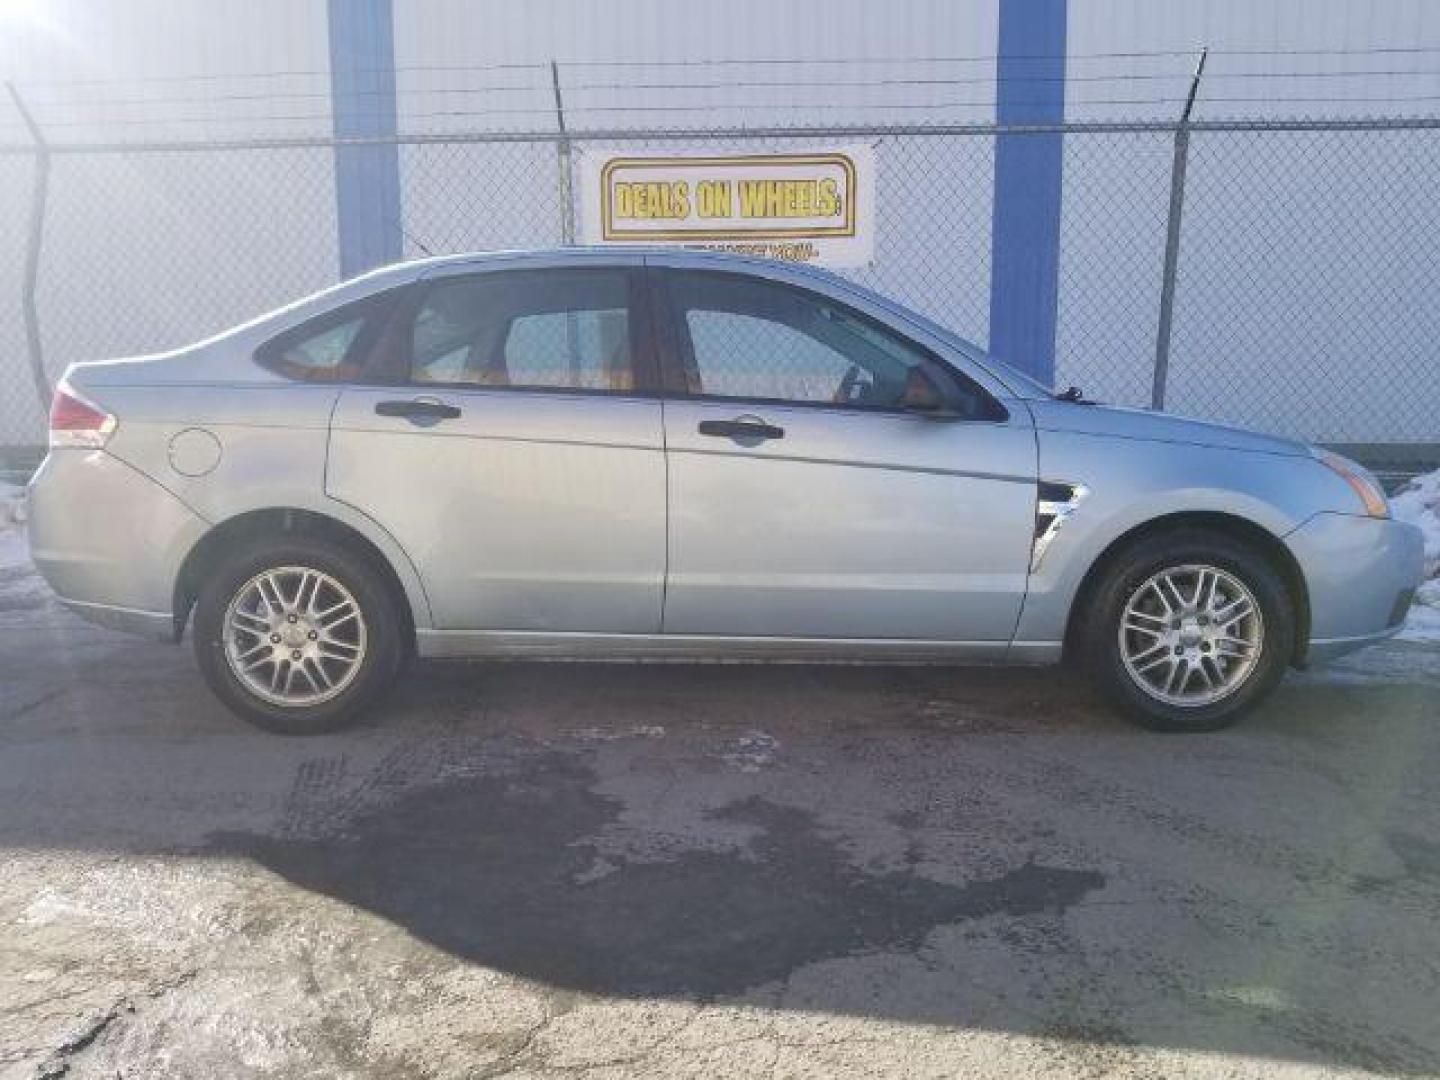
<box><xmin>408</xmin><ymin>270</ymin><xmax>635</xmax><ymax>392</ymax></box>
<box><xmin>255</xmin><ymin>291</ymin><xmax>398</xmax><ymax>382</ymax></box>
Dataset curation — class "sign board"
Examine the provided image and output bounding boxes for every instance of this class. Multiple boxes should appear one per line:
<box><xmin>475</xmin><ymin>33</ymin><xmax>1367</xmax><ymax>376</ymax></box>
<box><xmin>578</xmin><ymin>146</ymin><xmax>875</xmax><ymax>268</ymax></box>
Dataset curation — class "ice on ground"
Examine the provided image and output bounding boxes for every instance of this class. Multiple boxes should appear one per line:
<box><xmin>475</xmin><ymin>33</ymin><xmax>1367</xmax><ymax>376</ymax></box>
<box><xmin>0</xmin><ymin>531</ymin><xmax>27</xmax><ymax>576</ymax></box>
<box><xmin>1393</xmin><ymin>467</ymin><xmax>1440</xmax><ymax>643</ymax></box>
<box><xmin>0</xmin><ymin>480</ymin><xmax>24</xmax><ymax>530</ymax></box>
<box><xmin>0</xmin><ymin>486</ymin><xmax>36</xmax><ymax>587</ymax></box>
<box><xmin>0</xmin><ymin>482</ymin><xmax>29</xmax><ymax>573</ymax></box>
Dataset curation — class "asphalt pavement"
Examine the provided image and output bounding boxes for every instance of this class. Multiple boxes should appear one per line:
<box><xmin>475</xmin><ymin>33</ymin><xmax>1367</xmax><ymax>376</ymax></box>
<box><xmin>2</xmin><ymin>550</ymin><xmax>1439</xmax><ymax>1079</ymax></box>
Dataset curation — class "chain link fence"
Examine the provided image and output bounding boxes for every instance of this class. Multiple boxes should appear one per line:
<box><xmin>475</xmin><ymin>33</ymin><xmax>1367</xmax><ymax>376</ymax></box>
<box><xmin>1</xmin><ymin>118</ymin><xmax>1438</xmax><ymax>460</ymax></box>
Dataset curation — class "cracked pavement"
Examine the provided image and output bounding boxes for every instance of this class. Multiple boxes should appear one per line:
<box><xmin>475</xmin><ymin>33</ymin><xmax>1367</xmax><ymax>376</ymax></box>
<box><xmin>2</xmin><ymin>549</ymin><xmax>1440</xmax><ymax>1078</ymax></box>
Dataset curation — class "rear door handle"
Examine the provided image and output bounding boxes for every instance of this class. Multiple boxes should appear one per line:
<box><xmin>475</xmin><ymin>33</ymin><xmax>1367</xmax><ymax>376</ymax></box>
<box><xmin>697</xmin><ymin>418</ymin><xmax>785</xmax><ymax>441</ymax></box>
<box><xmin>375</xmin><ymin>399</ymin><xmax>461</xmax><ymax>422</ymax></box>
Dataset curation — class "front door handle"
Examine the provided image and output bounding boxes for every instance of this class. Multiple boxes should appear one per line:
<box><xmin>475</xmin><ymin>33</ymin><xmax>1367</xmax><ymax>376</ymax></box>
<box><xmin>698</xmin><ymin>418</ymin><xmax>784</xmax><ymax>441</ymax></box>
<box><xmin>375</xmin><ymin>399</ymin><xmax>462</xmax><ymax>422</ymax></box>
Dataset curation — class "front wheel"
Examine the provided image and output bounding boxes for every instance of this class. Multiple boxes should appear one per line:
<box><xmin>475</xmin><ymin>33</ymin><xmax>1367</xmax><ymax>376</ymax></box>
<box><xmin>193</xmin><ymin>536</ymin><xmax>404</xmax><ymax>734</ymax></box>
<box><xmin>1082</xmin><ymin>529</ymin><xmax>1295</xmax><ymax>732</ymax></box>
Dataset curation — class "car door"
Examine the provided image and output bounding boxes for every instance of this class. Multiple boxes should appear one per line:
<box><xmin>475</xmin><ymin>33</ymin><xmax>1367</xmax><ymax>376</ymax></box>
<box><xmin>326</xmin><ymin>262</ymin><xmax>667</xmax><ymax>634</ymax></box>
<box><xmin>654</xmin><ymin>266</ymin><xmax>1037</xmax><ymax>643</ymax></box>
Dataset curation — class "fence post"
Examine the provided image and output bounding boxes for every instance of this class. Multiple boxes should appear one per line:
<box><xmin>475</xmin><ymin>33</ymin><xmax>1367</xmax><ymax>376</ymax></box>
<box><xmin>1151</xmin><ymin>49</ymin><xmax>1207</xmax><ymax>412</ymax></box>
<box><xmin>7</xmin><ymin>83</ymin><xmax>52</xmax><ymax>416</ymax></box>
<box><xmin>551</xmin><ymin>60</ymin><xmax>576</xmax><ymax>246</ymax></box>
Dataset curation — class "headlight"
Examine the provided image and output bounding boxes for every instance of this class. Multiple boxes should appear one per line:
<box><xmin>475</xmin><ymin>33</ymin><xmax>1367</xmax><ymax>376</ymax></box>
<box><xmin>1315</xmin><ymin>450</ymin><xmax>1390</xmax><ymax>519</ymax></box>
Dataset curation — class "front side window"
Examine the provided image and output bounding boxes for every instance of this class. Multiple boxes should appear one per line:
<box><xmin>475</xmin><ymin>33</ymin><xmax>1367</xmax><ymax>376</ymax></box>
<box><xmin>665</xmin><ymin>271</ymin><xmax>996</xmax><ymax>415</ymax></box>
<box><xmin>409</xmin><ymin>270</ymin><xmax>635</xmax><ymax>392</ymax></box>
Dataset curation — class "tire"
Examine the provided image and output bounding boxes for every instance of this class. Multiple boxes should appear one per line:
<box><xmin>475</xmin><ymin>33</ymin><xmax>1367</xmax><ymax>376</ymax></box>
<box><xmin>1080</xmin><ymin>528</ymin><xmax>1295</xmax><ymax>732</ymax></box>
<box><xmin>193</xmin><ymin>534</ymin><xmax>404</xmax><ymax>734</ymax></box>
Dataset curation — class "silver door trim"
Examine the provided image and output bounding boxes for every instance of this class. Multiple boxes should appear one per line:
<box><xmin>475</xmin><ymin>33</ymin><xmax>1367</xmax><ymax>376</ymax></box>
<box><xmin>415</xmin><ymin>629</ymin><xmax>1059</xmax><ymax>664</ymax></box>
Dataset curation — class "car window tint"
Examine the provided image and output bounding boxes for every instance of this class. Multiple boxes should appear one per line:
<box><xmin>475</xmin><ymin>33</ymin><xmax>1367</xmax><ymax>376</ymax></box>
<box><xmin>410</xmin><ymin>270</ymin><xmax>633</xmax><ymax>391</ymax></box>
<box><xmin>687</xmin><ymin>310</ymin><xmax>854</xmax><ymax>401</ymax></box>
<box><xmin>668</xmin><ymin>271</ymin><xmax>935</xmax><ymax>409</ymax></box>
<box><xmin>255</xmin><ymin>290</ymin><xmax>395</xmax><ymax>383</ymax></box>
<box><xmin>280</xmin><ymin>318</ymin><xmax>365</xmax><ymax>372</ymax></box>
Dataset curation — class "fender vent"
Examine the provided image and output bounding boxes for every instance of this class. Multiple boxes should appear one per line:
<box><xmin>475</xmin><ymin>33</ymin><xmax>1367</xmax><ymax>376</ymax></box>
<box><xmin>1032</xmin><ymin>481</ymin><xmax>1088</xmax><ymax>571</ymax></box>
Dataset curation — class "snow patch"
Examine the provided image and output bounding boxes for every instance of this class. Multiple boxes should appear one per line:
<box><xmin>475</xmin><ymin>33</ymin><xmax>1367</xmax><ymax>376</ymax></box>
<box><xmin>1393</xmin><ymin>467</ymin><xmax>1440</xmax><ymax>643</ymax></box>
<box><xmin>0</xmin><ymin>529</ymin><xmax>27</xmax><ymax>572</ymax></box>
<box><xmin>0</xmin><ymin>482</ymin><xmax>31</xmax><ymax>574</ymax></box>
<box><xmin>0</xmin><ymin>480</ymin><xmax>24</xmax><ymax>530</ymax></box>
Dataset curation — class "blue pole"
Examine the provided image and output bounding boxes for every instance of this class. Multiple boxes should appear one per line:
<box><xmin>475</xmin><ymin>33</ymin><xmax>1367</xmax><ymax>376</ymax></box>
<box><xmin>988</xmin><ymin>0</ymin><xmax>1067</xmax><ymax>385</ymax></box>
<box><xmin>328</xmin><ymin>0</ymin><xmax>402</xmax><ymax>279</ymax></box>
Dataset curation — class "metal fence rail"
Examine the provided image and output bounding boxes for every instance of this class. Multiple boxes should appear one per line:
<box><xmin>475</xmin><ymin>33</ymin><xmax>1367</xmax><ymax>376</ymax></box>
<box><xmin>1</xmin><ymin>116</ymin><xmax>1438</xmax><ymax>455</ymax></box>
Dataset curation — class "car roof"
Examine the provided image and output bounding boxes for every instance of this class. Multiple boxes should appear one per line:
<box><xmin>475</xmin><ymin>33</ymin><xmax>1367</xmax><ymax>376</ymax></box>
<box><xmin>380</xmin><ymin>245</ymin><xmax>851</xmax><ymax>288</ymax></box>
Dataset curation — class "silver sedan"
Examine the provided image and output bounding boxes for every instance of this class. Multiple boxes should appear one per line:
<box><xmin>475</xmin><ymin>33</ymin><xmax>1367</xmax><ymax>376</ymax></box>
<box><xmin>26</xmin><ymin>249</ymin><xmax>1424</xmax><ymax>734</ymax></box>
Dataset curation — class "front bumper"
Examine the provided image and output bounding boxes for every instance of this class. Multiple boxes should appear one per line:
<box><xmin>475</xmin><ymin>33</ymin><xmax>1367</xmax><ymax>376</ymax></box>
<box><xmin>27</xmin><ymin>449</ymin><xmax>208</xmax><ymax>640</ymax></box>
<box><xmin>1286</xmin><ymin>512</ymin><xmax>1425</xmax><ymax>663</ymax></box>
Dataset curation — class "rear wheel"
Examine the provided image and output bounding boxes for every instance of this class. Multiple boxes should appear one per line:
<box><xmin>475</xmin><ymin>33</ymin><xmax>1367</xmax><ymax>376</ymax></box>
<box><xmin>1082</xmin><ymin>529</ymin><xmax>1295</xmax><ymax>732</ymax></box>
<box><xmin>193</xmin><ymin>536</ymin><xmax>404</xmax><ymax>734</ymax></box>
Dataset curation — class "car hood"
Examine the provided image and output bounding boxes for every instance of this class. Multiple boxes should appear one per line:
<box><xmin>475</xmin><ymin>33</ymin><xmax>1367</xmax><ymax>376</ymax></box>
<box><xmin>1027</xmin><ymin>399</ymin><xmax>1310</xmax><ymax>457</ymax></box>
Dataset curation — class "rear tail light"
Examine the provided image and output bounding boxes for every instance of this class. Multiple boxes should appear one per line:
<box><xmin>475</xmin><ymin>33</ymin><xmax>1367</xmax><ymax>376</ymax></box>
<box><xmin>49</xmin><ymin>379</ymin><xmax>116</xmax><ymax>449</ymax></box>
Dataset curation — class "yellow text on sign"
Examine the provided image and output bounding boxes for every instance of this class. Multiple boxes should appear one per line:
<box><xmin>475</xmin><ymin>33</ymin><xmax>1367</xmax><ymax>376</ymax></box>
<box><xmin>612</xmin><ymin>178</ymin><xmax>844</xmax><ymax>221</ymax></box>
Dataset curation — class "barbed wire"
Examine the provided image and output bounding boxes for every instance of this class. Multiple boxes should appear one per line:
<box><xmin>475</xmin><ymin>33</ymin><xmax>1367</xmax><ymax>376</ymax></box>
<box><xmin>16</xmin><ymin>66</ymin><xmax>1440</xmax><ymax>111</ymax></box>
<box><xmin>12</xmin><ymin>43</ymin><xmax>1440</xmax><ymax>91</ymax></box>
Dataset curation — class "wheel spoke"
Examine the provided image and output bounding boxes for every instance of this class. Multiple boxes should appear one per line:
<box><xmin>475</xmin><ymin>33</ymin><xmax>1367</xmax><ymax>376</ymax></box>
<box><xmin>1191</xmin><ymin>659</ymin><xmax>1214</xmax><ymax>689</ymax></box>
<box><xmin>289</xmin><ymin>570</ymin><xmax>314</xmax><ymax>612</ymax></box>
<box><xmin>321</xmin><ymin>607</ymin><xmax>358</xmax><ymax>633</ymax></box>
<box><xmin>307</xmin><ymin>657</ymin><xmax>335</xmax><ymax>690</ymax></box>
<box><xmin>235</xmin><ymin>639</ymin><xmax>270</xmax><ymax>662</ymax></box>
<box><xmin>1161</xmin><ymin>574</ymin><xmax>1189</xmax><ymax>612</ymax></box>
<box><xmin>1135</xmin><ymin>651</ymin><xmax>1173</xmax><ymax>676</ymax></box>
<box><xmin>231</xmin><ymin>609</ymin><xmax>269</xmax><ymax>633</ymax></box>
<box><xmin>1189</xmin><ymin>569</ymin><xmax>1210</xmax><ymax>609</ymax></box>
<box><xmin>319</xmin><ymin>642</ymin><xmax>360</xmax><ymax>663</ymax></box>
<box><xmin>1123</xmin><ymin>611</ymin><xmax>1168</xmax><ymax>637</ymax></box>
<box><xmin>1147</xmin><ymin>579</ymin><xmax>1176</xmax><ymax>614</ymax></box>
<box><xmin>1214</xmin><ymin>640</ymin><xmax>1254</xmax><ymax>659</ymax></box>
<box><xmin>1127</xmin><ymin>608</ymin><xmax>1169</xmax><ymax>626</ymax></box>
<box><xmin>297</xmin><ymin>660</ymin><xmax>320</xmax><ymax>693</ymax></box>
<box><xmin>1200</xmin><ymin>570</ymin><xmax>1220</xmax><ymax>612</ymax></box>
<box><xmin>258</xmin><ymin>574</ymin><xmax>288</xmax><ymax>615</ymax></box>
<box><xmin>1129</xmin><ymin>640</ymin><xmax>1169</xmax><ymax>666</ymax></box>
<box><xmin>1212</xmin><ymin>597</ymin><xmax>1254</xmax><ymax>626</ymax></box>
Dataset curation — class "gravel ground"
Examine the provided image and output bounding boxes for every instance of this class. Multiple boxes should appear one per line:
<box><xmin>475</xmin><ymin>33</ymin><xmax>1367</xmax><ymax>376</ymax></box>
<box><xmin>2</xmin><ymin>542</ymin><xmax>1439</xmax><ymax>1079</ymax></box>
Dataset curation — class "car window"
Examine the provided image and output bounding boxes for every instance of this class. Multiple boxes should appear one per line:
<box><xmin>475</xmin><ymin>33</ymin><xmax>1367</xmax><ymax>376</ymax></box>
<box><xmin>255</xmin><ymin>293</ymin><xmax>395</xmax><ymax>382</ymax></box>
<box><xmin>410</xmin><ymin>270</ymin><xmax>634</xmax><ymax>392</ymax></box>
<box><xmin>686</xmin><ymin>310</ymin><xmax>855</xmax><ymax>401</ymax></box>
<box><xmin>283</xmin><ymin>318</ymin><xmax>364</xmax><ymax>369</ymax></box>
<box><xmin>667</xmin><ymin>270</ymin><xmax>970</xmax><ymax>412</ymax></box>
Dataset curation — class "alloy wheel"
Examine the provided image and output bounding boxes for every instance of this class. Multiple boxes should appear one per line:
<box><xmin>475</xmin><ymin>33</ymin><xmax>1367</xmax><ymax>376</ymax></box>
<box><xmin>222</xmin><ymin>565</ymin><xmax>368</xmax><ymax>707</ymax></box>
<box><xmin>1118</xmin><ymin>563</ymin><xmax>1264</xmax><ymax>707</ymax></box>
